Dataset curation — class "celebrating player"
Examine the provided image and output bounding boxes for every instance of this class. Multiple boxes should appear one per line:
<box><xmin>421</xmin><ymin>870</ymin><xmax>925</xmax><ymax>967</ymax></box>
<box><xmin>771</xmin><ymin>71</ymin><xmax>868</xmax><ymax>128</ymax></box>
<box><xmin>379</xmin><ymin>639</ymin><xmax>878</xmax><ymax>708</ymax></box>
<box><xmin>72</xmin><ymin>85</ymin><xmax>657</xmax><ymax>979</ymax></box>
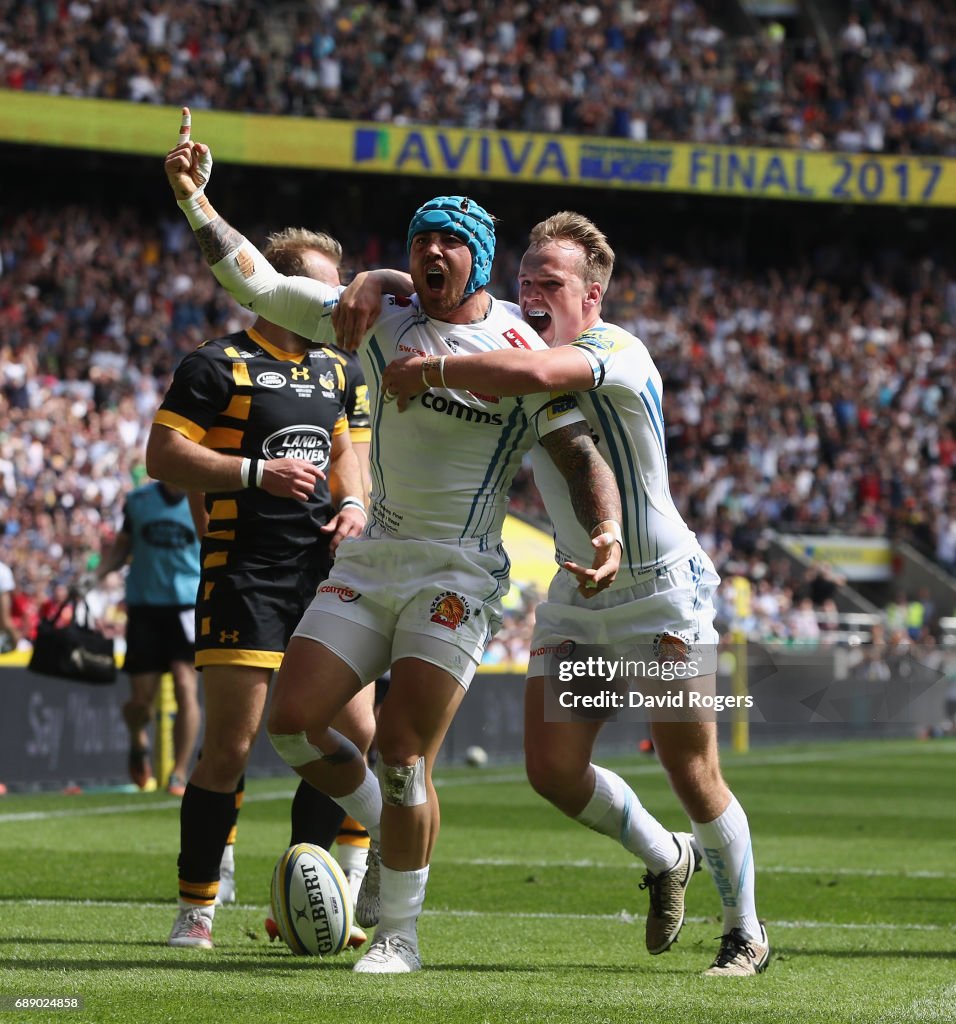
<box><xmin>163</xmin><ymin>109</ymin><xmax>623</xmax><ymax>973</ymax></box>
<box><xmin>378</xmin><ymin>212</ymin><xmax>769</xmax><ymax>977</ymax></box>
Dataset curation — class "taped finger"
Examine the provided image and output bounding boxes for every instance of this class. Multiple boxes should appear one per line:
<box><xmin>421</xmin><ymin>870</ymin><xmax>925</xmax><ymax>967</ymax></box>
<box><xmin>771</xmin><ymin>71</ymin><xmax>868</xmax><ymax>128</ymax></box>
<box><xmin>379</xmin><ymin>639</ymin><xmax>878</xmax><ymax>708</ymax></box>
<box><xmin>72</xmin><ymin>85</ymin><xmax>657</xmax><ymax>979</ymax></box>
<box><xmin>382</xmin><ymin>386</ymin><xmax>398</xmax><ymax>404</ymax></box>
<box><xmin>178</xmin><ymin>107</ymin><xmax>191</xmax><ymax>144</ymax></box>
<box><xmin>194</xmin><ymin>145</ymin><xmax>213</xmax><ymax>187</ymax></box>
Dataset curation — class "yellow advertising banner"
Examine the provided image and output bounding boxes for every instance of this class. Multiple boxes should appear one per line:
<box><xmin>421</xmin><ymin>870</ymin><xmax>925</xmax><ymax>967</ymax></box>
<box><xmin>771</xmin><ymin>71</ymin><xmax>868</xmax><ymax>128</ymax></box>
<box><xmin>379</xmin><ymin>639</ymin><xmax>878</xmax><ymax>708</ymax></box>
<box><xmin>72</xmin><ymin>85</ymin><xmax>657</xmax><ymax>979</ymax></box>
<box><xmin>779</xmin><ymin>535</ymin><xmax>893</xmax><ymax>582</ymax></box>
<box><xmin>3</xmin><ymin>91</ymin><xmax>955</xmax><ymax>207</ymax></box>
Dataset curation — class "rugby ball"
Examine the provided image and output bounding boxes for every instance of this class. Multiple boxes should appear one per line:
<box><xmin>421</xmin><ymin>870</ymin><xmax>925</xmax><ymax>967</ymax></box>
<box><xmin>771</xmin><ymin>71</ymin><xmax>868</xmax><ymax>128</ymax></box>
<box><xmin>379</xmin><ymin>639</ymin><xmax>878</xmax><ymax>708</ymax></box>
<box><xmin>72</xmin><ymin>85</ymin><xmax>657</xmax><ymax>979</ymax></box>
<box><xmin>269</xmin><ymin>843</ymin><xmax>353</xmax><ymax>956</ymax></box>
<box><xmin>465</xmin><ymin>745</ymin><xmax>489</xmax><ymax>767</ymax></box>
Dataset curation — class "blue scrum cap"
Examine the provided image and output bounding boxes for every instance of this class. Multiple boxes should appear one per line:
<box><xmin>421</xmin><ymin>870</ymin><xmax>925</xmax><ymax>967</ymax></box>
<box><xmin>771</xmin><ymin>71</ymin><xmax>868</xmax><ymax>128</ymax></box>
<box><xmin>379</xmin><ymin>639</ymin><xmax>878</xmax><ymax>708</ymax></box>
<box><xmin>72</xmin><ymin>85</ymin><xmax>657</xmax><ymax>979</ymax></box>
<box><xmin>406</xmin><ymin>195</ymin><xmax>496</xmax><ymax>295</ymax></box>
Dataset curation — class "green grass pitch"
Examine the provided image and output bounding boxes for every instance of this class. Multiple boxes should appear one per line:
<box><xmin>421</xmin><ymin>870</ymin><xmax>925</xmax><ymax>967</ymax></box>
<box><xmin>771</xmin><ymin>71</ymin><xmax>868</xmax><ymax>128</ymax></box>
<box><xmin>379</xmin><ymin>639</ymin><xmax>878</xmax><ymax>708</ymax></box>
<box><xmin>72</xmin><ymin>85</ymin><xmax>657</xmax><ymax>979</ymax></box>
<box><xmin>1</xmin><ymin>739</ymin><xmax>953</xmax><ymax>1024</ymax></box>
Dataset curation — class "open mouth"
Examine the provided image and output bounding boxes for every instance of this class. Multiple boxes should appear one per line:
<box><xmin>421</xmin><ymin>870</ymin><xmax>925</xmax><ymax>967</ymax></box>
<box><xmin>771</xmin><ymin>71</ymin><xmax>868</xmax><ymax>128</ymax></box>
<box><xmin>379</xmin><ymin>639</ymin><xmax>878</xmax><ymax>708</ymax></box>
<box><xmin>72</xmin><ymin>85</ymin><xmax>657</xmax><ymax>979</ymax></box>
<box><xmin>525</xmin><ymin>308</ymin><xmax>552</xmax><ymax>334</ymax></box>
<box><xmin>425</xmin><ymin>267</ymin><xmax>446</xmax><ymax>293</ymax></box>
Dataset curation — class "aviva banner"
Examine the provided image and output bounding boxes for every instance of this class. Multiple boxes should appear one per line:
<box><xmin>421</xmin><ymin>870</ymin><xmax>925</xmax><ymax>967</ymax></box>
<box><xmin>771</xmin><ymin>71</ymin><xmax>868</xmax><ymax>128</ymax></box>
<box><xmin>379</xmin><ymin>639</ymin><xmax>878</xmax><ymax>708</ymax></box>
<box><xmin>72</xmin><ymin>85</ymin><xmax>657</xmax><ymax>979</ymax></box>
<box><xmin>2</xmin><ymin>91</ymin><xmax>956</xmax><ymax>207</ymax></box>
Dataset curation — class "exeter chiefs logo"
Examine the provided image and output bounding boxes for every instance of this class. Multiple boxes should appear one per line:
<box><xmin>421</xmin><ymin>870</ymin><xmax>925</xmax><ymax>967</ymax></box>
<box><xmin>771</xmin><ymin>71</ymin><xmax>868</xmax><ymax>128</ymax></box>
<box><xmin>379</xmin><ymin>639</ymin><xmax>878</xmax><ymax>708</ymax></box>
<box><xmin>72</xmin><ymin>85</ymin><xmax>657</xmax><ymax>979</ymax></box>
<box><xmin>429</xmin><ymin>592</ymin><xmax>471</xmax><ymax>630</ymax></box>
<box><xmin>653</xmin><ymin>631</ymin><xmax>693</xmax><ymax>662</ymax></box>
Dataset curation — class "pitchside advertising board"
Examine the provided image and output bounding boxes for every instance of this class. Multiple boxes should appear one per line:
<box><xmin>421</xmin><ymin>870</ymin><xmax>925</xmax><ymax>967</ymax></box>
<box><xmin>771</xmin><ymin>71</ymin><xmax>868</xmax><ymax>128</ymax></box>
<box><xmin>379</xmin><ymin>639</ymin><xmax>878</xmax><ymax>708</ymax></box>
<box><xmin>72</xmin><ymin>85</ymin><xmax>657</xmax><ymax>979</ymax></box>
<box><xmin>0</xmin><ymin>657</ymin><xmax>536</xmax><ymax>790</ymax></box>
<box><xmin>1</xmin><ymin>91</ymin><xmax>955</xmax><ymax>207</ymax></box>
<box><xmin>2</xmin><ymin>647</ymin><xmax>948</xmax><ymax>791</ymax></box>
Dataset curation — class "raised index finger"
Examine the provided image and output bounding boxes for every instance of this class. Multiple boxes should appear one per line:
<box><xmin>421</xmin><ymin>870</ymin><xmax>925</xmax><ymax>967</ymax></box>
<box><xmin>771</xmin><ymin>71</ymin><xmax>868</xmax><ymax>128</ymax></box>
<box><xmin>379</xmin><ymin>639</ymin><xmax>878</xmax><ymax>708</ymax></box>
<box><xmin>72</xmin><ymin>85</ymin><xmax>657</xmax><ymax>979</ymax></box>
<box><xmin>177</xmin><ymin>106</ymin><xmax>191</xmax><ymax>144</ymax></box>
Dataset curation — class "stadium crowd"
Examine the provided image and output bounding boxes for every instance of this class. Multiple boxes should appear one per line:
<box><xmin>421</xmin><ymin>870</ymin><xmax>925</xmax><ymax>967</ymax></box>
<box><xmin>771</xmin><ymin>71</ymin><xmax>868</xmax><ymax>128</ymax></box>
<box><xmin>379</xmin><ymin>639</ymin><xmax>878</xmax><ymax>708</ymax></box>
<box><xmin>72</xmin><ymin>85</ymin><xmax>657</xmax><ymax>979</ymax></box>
<box><xmin>1</xmin><ymin>196</ymin><xmax>954</xmax><ymax>655</ymax></box>
<box><xmin>2</xmin><ymin>0</ymin><xmax>956</xmax><ymax>154</ymax></box>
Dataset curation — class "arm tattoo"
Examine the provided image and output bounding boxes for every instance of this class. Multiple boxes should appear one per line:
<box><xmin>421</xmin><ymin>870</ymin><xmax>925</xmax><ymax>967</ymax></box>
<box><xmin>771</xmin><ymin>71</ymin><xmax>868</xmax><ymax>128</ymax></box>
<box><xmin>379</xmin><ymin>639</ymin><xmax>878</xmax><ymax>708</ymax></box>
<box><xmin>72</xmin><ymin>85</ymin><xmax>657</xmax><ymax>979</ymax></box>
<box><xmin>195</xmin><ymin>218</ymin><xmax>246</xmax><ymax>266</ymax></box>
<box><xmin>542</xmin><ymin>422</ymin><xmax>622</xmax><ymax>531</ymax></box>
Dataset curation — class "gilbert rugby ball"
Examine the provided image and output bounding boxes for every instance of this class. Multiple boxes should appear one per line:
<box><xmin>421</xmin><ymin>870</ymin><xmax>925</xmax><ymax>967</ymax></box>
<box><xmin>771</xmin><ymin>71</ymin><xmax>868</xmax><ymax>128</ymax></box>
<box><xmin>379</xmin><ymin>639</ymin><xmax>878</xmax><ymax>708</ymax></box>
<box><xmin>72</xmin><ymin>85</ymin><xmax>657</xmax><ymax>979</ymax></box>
<box><xmin>270</xmin><ymin>843</ymin><xmax>352</xmax><ymax>955</ymax></box>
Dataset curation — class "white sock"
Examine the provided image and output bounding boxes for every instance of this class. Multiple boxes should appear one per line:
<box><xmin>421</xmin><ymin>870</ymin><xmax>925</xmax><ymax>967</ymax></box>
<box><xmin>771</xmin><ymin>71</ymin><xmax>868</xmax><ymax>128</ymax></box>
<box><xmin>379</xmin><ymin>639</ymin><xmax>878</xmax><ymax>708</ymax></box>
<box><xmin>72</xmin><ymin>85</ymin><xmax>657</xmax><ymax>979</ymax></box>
<box><xmin>377</xmin><ymin>864</ymin><xmax>429</xmax><ymax>943</ymax></box>
<box><xmin>219</xmin><ymin>844</ymin><xmax>234</xmax><ymax>872</ymax></box>
<box><xmin>692</xmin><ymin>794</ymin><xmax>761</xmax><ymax>940</ymax></box>
<box><xmin>334</xmin><ymin>767</ymin><xmax>382</xmax><ymax>842</ymax></box>
<box><xmin>576</xmin><ymin>764</ymin><xmax>677</xmax><ymax>873</ymax></box>
<box><xmin>179</xmin><ymin>899</ymin><xmax>215</xmax><ymax>919</ymax></box>
<box><xmin>336</xmin><ymin>843</ymin><xmax>369</xmax><ymax>906</ymax></box>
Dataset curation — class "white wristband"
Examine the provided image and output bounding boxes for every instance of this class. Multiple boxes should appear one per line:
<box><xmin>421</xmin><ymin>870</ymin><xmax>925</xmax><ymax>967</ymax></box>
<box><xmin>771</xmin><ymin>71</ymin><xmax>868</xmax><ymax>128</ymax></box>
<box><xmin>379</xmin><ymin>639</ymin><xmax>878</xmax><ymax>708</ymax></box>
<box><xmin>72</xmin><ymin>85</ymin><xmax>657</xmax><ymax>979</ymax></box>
<box><xmin>591</xmin><ymin>520</ymin><xmax>623</xmax><ymax>548</ymax></box>
<box><xmin>240</xmin><ymin>458</ymin><xmax>264</xmax><ymax>488</ymax></box>
<box><xmin>339</xmin><ymin>496</ymin><xmax>368</xmax><ymax>518</ymax></box>
<box><xmin>177</xmin><ymin>192</ymin><xmax>218</xmax><ymax>231</ymax></box>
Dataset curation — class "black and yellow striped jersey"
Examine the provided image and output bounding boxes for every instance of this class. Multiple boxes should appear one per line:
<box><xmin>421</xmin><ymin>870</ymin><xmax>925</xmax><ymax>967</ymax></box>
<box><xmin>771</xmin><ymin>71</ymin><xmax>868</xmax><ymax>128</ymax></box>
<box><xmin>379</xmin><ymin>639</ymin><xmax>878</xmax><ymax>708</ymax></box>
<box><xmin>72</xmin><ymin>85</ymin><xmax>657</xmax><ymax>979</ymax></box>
<box><xmin>154</xmin><ymin>327</ymin><xmax>370</xmax><ymax>565</ymax></box>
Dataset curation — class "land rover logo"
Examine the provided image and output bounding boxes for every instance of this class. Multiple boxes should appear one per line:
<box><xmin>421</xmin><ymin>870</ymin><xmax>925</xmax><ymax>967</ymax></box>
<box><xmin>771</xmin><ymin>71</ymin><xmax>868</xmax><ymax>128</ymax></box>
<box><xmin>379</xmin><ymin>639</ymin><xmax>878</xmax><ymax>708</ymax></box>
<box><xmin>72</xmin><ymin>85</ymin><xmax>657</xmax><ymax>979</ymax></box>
<box><xmin>263</xmin><ymin>425</ymin><xmax>332</xmax><ymax>468</ymax></box>
<box><xmin>257</xmin><ymin>371</ymin><xmax>286</xmax><ymax>388</ymax></box>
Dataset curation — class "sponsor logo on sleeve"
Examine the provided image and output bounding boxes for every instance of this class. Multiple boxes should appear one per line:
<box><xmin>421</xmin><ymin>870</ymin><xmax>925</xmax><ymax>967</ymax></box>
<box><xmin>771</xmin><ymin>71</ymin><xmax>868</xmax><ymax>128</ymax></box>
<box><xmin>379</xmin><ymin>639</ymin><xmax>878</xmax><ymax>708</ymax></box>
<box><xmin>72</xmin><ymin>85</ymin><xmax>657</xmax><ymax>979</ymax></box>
<box><xmin>546</xmin><ymin>393</ymin><xmax>579</xmax><ymax>419</ymax></box>
<box><xmin>319</xmin><ymin>584</ymin><xmax>360</xmax><ymax>602</ymax></box>
<box><xmin>503</xmin><ymin>327</ymin><xmax>531</xmax><ymax>349</ymax></box>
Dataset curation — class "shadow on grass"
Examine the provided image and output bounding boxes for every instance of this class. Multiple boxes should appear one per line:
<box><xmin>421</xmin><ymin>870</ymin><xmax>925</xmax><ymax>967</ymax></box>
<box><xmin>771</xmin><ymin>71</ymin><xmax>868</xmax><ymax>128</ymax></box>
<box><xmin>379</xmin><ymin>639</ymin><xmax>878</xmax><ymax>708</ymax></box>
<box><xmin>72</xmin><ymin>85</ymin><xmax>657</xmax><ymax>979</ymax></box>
<box><xmin>770</xmin><ymin>946</ymin><xmax>956</xmax><ymax>961</ymax></box>
<box><xmin>0</xmin><ymin>955</ymin><xmax>356</xmax><ymax>973</ymax></box>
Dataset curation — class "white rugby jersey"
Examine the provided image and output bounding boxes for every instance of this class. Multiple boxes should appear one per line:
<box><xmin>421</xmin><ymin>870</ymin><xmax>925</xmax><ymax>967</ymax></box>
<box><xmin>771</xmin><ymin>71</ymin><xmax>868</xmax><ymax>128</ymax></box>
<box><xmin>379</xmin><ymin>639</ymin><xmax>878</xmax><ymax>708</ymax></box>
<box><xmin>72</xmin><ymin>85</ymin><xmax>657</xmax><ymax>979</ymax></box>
<box><xmin>210</xmin><ymin>247</ymin><xmax>563</xmax><ymax>545</ymax></box>
<box><xmin>533</xmin><ymin>321</ymin><xmax>700</xmax><ymax>584</ymax></box>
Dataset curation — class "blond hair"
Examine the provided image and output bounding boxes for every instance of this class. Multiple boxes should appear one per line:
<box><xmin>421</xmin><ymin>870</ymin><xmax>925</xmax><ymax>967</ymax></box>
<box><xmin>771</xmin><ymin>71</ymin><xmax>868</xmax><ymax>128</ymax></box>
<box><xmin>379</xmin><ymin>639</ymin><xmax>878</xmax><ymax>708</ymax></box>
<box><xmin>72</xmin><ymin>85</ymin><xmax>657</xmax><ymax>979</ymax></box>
<box><xmin>262</xmin><ymin>227</ymin><xmax>343</xmax><ymax>277</ymax></box>
<box><xmin>528</xmin><ymin>212</ymin><xmax>614</xmax><ymax>291</ymax></box>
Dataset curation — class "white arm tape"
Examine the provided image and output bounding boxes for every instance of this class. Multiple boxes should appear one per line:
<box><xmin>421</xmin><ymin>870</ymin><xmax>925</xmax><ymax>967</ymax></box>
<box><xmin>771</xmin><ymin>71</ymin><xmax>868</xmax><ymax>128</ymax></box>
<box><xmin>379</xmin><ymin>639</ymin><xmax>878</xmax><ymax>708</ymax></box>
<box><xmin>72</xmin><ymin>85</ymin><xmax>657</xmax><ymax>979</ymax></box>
<box><xmin>177</xmin><ymin>193</ymin><xmax>218</xmax><ymax>231</ymax></box>
<box><xmin>210</xmin><ymin>240</ymin><xmax>342</xmax><ymax>341</ymax></box>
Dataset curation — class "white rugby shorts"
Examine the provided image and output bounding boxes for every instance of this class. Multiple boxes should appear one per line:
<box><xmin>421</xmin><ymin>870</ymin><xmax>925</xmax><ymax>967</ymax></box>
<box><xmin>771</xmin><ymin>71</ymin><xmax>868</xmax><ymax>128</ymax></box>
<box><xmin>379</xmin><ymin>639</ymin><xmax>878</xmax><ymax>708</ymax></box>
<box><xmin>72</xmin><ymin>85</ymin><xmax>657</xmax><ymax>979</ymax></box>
<box><xmin>528</xmin><ymin>551</ymin><xmax>721</xmax><ymax>678</ymax></box>
<box><xmin>293</xmin><ymin>534</ymin><xmax>509</xmax><ymax>689</ymax></box>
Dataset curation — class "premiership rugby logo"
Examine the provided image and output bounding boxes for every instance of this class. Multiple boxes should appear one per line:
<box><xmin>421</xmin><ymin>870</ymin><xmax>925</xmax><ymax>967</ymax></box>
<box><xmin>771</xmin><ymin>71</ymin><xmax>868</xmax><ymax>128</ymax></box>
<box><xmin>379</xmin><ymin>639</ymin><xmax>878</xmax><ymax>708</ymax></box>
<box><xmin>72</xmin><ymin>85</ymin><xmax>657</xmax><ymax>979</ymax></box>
<box><xmin>429</xmin><ymin>592</ymin><xmax>471</xmax><ymax>630</ymax></box>
<box><xmin>546</xmin><ymin>393</ymin><xmax>578</xmax><ymax>420</ymax></box>
<box><xmin>319</xmin><ymin>585</ymin><xmax>360</xmax><ymax>603</ymax></box>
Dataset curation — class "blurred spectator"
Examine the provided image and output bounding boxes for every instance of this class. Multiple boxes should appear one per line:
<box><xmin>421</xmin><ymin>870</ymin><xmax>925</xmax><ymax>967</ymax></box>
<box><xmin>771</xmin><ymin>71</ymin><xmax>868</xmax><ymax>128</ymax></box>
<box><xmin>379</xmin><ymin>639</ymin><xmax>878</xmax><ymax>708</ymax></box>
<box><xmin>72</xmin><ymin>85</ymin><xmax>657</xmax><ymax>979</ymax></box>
<box><xmin>3</xmin><ymin>0</ymin><xmax>956</xmax><ymax>153</ymax></box>
<box><xmin>0</xmin><ymin>555</ymin><xmax>19</xmax><ymax>652</ymax></box>
<box><xmin>1</xmin><ymin>189</ymin><xmax>955</xmax><ymax>665</ymax></box>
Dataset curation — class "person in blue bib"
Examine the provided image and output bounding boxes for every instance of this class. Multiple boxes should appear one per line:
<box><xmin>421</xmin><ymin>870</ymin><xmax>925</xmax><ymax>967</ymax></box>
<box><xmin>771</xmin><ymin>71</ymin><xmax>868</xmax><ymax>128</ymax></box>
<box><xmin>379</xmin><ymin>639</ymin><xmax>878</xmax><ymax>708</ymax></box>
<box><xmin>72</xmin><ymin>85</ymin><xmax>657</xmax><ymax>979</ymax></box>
<box><xmin>96</xmin><ymin>480</ymin><xmax>201</xmax><ymax>795</ymax></box>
